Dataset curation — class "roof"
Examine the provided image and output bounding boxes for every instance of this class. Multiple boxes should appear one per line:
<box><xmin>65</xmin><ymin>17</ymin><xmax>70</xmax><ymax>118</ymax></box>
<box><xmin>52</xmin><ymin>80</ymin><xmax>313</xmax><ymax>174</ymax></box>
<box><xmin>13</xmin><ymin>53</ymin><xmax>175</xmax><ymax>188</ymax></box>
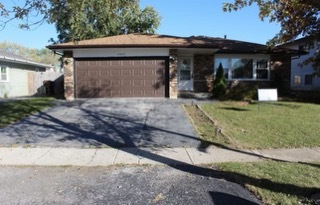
<box><xmin>47</xmin><ymin>33</ymin><xmax>302</xmax><ymax>54</ymax></box>
<box><xmin>0</xmin><ymin>50</ymin><xmax>53</xmax><ymax>68</ymax></box>
<box><xmin>279</xmin><ymin>36</ymin><xmax>318</xmax><ymax>47</ymax></box>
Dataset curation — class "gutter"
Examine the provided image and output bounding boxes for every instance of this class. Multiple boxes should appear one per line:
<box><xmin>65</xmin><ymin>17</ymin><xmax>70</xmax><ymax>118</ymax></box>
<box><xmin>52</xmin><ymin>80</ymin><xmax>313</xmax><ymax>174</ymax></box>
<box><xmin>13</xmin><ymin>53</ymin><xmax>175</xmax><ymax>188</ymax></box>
<box><xmin>0</xmin><ymin>55</ymin><xmax>53</xmax><ymax>68</ymax></box>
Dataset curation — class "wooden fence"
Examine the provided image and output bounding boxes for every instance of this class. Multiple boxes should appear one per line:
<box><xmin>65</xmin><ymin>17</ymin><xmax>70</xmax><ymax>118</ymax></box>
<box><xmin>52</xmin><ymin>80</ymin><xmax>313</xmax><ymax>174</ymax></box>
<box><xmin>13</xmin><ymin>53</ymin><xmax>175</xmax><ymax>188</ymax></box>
<box><xmin>28</xmin><ymin>72</ymin><xmax>63</xmax><ymax>97</ymax></box>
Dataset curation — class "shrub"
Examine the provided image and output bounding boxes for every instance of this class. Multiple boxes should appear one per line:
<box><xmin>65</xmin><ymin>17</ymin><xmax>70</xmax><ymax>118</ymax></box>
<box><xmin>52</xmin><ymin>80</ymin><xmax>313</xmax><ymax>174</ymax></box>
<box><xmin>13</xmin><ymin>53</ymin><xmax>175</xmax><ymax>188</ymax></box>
<box><xmin>212</xmin><ymin>63</ymin><xmax>226</xmax><ymax>99</ymax></box>
<box><xmin>227</xmin><ymin>83</ymin><xmax>258</xmax><ymax>101</ymax></box>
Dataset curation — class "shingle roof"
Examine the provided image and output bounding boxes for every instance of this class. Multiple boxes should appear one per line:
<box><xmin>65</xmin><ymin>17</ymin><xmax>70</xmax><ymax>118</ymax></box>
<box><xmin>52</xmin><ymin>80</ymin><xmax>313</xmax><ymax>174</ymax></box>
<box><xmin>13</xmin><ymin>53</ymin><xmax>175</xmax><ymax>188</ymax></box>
<box><xmin>0</xmin><ymin>50</ymin><xmax>53</xmax><ymax>68</ymax></box>
<box><xmin>47</xmin><ymin>33</ymin><xmax>302</xmax><ymax>54</ymax></box>
<box><xmin>0</xmin><ymin>50</ymin><xmax>30</xmax><ymax>61</ymax></box>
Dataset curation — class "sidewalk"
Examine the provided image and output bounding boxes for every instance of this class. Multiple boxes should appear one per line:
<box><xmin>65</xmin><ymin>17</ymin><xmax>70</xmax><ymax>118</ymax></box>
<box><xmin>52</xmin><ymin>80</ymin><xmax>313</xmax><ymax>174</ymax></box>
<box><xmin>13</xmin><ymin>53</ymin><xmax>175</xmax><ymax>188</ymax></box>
<box><xmin>0</xmin><ymin>146</ymin><xmax>319</xmax><ymax>166</ymax></box>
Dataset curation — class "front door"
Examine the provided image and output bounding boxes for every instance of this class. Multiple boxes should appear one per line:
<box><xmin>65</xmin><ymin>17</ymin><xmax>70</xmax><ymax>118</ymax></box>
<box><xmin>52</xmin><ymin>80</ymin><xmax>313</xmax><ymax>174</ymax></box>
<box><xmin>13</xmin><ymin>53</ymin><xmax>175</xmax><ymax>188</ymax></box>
<box><xmin>178</xmin><ymin>57</ymin><xmax>193</xmax><ymax>91</ymax></box>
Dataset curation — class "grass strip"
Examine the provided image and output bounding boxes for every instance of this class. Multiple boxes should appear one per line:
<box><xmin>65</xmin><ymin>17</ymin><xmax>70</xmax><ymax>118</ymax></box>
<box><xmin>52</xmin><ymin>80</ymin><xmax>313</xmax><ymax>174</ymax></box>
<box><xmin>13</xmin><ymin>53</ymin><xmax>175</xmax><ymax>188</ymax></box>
<box><xmin>0</xmin><ymin>98</ymin><xmax>54</xmax><ymax>128</ymax></box>
<box><xmin>217</xmin><ymin>161</ymin><xmax>320</xmax><ymax>205</ymax></box>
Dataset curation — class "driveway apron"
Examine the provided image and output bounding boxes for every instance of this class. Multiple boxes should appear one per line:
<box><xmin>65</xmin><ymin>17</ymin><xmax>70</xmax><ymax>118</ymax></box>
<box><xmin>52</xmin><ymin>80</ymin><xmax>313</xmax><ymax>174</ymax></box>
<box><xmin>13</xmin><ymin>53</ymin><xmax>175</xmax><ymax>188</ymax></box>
<box><xmin>0</xmin><ymin>99</ymin><xmax>201</xmax><ymax>148</ymax></box>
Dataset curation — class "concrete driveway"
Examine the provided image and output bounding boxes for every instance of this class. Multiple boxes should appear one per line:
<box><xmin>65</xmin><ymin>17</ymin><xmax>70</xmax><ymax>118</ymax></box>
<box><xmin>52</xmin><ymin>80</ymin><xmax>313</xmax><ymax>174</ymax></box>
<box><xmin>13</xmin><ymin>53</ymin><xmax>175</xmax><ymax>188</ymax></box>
<box><xmin>0</xmin><ymin>98</ymin><xmax>203</xmax><ymax>148</ymax></box>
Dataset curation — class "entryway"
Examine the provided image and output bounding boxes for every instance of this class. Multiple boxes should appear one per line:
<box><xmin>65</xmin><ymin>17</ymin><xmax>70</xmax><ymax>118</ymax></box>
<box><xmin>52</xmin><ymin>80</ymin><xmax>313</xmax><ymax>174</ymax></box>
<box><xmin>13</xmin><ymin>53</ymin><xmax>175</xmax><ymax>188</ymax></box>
<box><xmin>178</xmin><ymin>56</ymin><xmax>194</xmax><ymax>91</ymax></box>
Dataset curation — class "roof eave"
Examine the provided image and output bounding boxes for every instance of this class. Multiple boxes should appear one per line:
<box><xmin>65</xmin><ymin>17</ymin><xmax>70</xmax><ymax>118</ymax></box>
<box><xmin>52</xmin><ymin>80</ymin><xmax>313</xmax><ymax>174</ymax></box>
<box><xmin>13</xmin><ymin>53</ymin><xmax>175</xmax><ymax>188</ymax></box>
<box><xmin>0</xmin><ymin>56</ymin><xmax>53</xmax><ymax>68</ymax></box>
<box><xmin>47</xmin><ymin>44</ymin><xmax>223</xmax><ymax>50</ymax></box>
<box><xmin>47</xmin><ymin>44</ymin><xmax>302</xmax><ymax>55</ymax></box>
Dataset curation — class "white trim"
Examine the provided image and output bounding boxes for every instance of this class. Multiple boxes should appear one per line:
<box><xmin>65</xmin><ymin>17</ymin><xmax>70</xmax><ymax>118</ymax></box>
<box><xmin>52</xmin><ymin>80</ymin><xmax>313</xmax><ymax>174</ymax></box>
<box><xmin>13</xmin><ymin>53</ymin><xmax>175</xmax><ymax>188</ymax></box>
<box><xmin>73</xmin><ymin>48</ymin><xmax>169</xmax><ymax>58</ymax></box>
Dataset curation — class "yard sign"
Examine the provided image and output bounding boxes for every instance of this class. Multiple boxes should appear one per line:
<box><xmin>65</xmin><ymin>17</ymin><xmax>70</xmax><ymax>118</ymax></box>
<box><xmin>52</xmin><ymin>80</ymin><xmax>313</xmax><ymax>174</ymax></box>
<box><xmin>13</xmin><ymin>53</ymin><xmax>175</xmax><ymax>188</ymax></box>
<box><xmin>258</xmin><ymin>89</ymin><xmax>278</xmax><ymax>110</ymax></box>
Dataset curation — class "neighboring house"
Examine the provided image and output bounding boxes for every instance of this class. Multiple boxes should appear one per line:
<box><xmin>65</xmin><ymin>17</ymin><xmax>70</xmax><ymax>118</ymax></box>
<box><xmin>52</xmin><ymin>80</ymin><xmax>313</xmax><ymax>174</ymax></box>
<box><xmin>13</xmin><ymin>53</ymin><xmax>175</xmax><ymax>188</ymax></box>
<box><xmin>0</xmin><ymin>51</ymin><xmax>56</xmax><ymax>98</ymax></box>
<box><xmin>282</xmin><ymin>37</ymin><xmax>320</xmax><ymax>91</ymax></box>
<box><xmin>47</xmin><ymin>33</ymin><xmax>300</xmax><ymax>100</ymax></box>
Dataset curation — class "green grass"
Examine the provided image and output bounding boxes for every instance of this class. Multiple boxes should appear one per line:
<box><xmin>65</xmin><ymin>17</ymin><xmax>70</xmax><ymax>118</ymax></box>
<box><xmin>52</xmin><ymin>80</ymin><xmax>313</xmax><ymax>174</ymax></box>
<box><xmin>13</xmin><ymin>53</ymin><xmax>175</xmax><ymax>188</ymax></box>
<box><xmin>0</xmin><ymin>98</ymin><xmax>54</xmax><ymax>128</ymax></box>
<box><xmin>185</xmin><ymin>101</ymin><xmax>320</xmax><ymax>149</ymax></box>
<box><xmin>217</xmin><ymin>161</ymin><xmax>320</xmax><ymax>205</ymax></box>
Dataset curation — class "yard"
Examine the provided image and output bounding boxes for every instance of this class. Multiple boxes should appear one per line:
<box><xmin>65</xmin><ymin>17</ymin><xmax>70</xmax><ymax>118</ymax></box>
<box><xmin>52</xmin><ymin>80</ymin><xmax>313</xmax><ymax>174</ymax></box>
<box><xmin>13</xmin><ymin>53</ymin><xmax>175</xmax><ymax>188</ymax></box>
<box><xmin>185</xmin><ymin>101</ymin><xmax>320</xmax><ymax>149</ymax></box>
<box><xmin>185</xmin><ymin>101</ymin><xmax>320</xmax><ymax>204</ymax></box>
<box><xmin>0</xmin><ymin>98</ymin><xmax>54</xmax><ymax>128</ymax></box>
<box><xmin>217</xmin><ymin>161</ymin><xmax>320</xmax><ymax>205</ymax></box>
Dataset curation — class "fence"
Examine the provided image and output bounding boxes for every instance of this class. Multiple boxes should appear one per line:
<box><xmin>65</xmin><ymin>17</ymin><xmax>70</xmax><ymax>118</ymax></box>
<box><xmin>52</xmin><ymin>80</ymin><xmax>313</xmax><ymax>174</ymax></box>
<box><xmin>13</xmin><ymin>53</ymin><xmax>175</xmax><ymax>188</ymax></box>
<box><xmin>28</xmin><ymin>71</ymin><xmax>63</xmax><ymax>97</ymax></box>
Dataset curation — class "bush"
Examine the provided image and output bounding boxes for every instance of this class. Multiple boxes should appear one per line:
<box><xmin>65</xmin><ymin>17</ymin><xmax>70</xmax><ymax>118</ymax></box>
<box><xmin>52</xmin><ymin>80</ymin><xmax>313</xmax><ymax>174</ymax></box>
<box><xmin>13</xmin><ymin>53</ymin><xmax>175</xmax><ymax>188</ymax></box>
<box><xmin>212</xmin><ymin>63</ymin><xmax>226</xmax><ymax>99</ymax></box>
<box><xmin>227</xmin><ymin>83</ymin><xmax>258</xmax><ymax>101</ymax></box>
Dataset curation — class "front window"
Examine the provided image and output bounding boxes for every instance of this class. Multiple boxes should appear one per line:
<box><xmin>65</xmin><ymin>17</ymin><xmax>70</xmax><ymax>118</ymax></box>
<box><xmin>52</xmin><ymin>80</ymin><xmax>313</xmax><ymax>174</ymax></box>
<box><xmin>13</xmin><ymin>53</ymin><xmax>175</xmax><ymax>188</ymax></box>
<box><xmin>256</xmin><ymin>59</ymin><xmax>269</xmax><ymax>79</ymax></box>
<box><xmin>215</xmin><ymin>58</ymin><xmax>229</xmax><ymax>79</ymax></box>
<box><xmin>231</xmin><ymin>58</ymin><xmax>253</xmax><ymax>79</ymax></box>
<box><xmin>1</xmin><ymin>66</ymin><xmax>8</xmax><ymax>81</ymax></box>
<box><xmin>215</xmin><ymin>56</ymin><xmax>270</xmax><ymax>80</ymax></box>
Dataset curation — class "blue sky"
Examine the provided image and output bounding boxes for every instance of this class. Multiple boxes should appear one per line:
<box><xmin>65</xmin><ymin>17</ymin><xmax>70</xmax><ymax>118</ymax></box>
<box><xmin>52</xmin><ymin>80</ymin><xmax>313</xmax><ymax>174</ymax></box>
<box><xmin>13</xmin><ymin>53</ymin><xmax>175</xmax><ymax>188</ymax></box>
<box><xmin>0</xmin><ymin>0</ymin><xmax>280</xmax><ymax>49</ymax></box>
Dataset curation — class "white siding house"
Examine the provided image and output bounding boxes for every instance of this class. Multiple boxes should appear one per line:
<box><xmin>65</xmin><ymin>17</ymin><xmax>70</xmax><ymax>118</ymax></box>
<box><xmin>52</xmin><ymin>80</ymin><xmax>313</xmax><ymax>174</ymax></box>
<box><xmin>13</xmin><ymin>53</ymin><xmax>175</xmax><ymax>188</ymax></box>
<box><xmin>283</xmin><ymin>38</ymin><xmax>320</xmax><ymax>90</ymax></box>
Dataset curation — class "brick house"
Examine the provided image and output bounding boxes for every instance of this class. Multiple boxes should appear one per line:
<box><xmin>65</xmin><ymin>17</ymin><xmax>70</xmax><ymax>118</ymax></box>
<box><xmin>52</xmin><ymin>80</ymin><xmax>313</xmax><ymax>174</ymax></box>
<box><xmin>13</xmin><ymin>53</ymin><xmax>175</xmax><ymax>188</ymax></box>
<box><xmin>47</xmin><ymin>33</ymin><xmax>299</xmax><ymax>100</ymax></box>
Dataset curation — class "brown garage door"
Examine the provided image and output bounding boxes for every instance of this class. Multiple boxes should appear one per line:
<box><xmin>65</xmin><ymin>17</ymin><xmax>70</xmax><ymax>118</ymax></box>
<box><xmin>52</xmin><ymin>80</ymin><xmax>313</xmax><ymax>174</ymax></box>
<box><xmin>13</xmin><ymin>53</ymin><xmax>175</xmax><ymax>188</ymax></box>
<box><xmin>75</xmin><ymin>58</ymin><xmax>168</xmax><ymax>98</ymax></box>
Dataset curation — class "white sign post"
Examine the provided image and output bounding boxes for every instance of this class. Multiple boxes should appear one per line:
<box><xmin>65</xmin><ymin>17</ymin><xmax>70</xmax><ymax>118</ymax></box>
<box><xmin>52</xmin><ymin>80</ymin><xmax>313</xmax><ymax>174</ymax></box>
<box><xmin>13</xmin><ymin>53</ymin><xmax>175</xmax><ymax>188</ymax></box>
<box><xmin>258</xmin><ymin>89</ymin><xmax>278</xmax><ymax>110</ymax></box>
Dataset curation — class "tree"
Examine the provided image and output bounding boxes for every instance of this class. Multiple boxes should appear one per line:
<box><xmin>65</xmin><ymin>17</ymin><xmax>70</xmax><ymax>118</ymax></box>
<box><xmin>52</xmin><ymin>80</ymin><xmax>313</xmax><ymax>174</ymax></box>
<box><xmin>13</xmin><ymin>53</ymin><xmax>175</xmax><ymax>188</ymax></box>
<box><xmin>223</xmin><ymin>0</ymin><xmax>320</xmax><ymax>72</ymax></box>
<box><xmin>0</xmin><ymin>0</ymin><xmax>48</xmax><ymax>30</ymax></box>
<box><xmin>48</xmin><ymin>0</ymin><xmax>161</xmax><ymax>43</ymax></box>
<box><xmin>0</xmin><ymin>41</ymin><xmax>59</xmax><ymax>66</ymax></box>
<box><xmin>212</xmin><ymin>63</ymin><xmax>226</xmax><ymax>99</ymax></box>
<box><xmin>1</xmin><ymin>0</ymin><xmax>161</xmax><ymax>43</ymax></box>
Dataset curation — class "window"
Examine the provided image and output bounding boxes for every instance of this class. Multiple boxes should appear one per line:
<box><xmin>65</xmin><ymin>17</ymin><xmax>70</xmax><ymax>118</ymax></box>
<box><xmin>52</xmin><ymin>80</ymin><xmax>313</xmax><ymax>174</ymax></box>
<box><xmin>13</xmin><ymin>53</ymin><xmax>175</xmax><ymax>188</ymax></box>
<box><xmin>214</xmin><ymin>58</ymin><xmax>229</xmax><ymax>79</ymax></box>
<box><xmin>0</xmin><ymin>66</ymin><xmax>8</xmax><ymax>81</ymax></box>
<box><xmin>231</xmin><ymin>58</ymin><xmax>253</xmax><ymax>79</ymax></box>
<box><xmin>305</xmin><ymin>74</ymin><xmax>313</xmax><ymax>85</ymax></box>
<box><xmin>256</xmin><ymin>59</ymin><xmax>269</xmax><ymax>79</ymax></box>
<box><xmin>179</xmin><ymin>58</ymin><xmax>191</xmax><ymax>80</ymax></box>
<box><xmin>215</xmin><ymin>56</ymin><xmax>269</xmax><ymax>80</ymax></box>
<box><xmin>294</xmin><ymin>75</ymin><xmax>301</xmax><ymax>86</ymax></box>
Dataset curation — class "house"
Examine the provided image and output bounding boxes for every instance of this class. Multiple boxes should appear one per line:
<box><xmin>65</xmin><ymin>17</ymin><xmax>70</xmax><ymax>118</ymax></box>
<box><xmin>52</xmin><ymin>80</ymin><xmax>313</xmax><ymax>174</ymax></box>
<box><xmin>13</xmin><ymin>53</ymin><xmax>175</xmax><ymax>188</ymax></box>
<box><xmin>281</xmin><ymin>37</ymin><xmax>320</xmax><ymax>91</ymax></box>
<box><xmin>47</xmin><ymin>33</ymin><xmax>300</xmax><ymax>100</ymax></box>
<box><xmin>0</xmin><ymin>51</ymin><xmax>55</xmax><ymax>98</ymax></box>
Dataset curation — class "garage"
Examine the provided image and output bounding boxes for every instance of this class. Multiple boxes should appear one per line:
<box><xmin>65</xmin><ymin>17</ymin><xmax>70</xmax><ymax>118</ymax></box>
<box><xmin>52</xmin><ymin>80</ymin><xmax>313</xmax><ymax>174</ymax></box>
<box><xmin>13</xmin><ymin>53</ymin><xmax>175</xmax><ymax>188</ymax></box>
<box><xmin>74</xmin><ymin>58</ymin><xmax>169</xmax><ymax>98</ymax></box>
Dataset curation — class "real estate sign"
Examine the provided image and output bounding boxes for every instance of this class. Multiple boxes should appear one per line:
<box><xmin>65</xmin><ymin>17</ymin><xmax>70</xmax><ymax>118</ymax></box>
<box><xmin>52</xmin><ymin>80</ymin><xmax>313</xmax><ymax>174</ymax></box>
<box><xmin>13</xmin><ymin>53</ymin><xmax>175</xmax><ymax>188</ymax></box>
<box><xmin>258</xmin><ymin>89</ymin><xmax>278</xmax><ymax>102</ymax></box>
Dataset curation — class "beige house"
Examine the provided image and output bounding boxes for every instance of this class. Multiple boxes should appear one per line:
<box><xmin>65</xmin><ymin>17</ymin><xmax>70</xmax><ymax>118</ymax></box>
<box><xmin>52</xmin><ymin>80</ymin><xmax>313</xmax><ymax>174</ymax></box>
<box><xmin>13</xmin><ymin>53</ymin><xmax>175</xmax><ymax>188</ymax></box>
<box><xmin>0</xmin><ymin>51</ymin><xmax>54</xmax><ymax>98</ymax></box>
<box><xmin>48</xmin><ymin>33</ymin><xmax>300</xmax><ymax>100</ymax></box>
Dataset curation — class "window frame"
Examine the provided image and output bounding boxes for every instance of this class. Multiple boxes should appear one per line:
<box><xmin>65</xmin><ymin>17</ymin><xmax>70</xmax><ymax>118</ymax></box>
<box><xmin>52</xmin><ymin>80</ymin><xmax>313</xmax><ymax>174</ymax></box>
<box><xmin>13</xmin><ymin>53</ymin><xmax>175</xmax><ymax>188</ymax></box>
<box><xmin>0</xmin><ymin>66</ymin><xmax>9</xmax><ymax>82</ymax></box>
<box><xmin>214</xmin><ymin>54</ymin><xmax>270</xmax><ymax>81</ymax></box>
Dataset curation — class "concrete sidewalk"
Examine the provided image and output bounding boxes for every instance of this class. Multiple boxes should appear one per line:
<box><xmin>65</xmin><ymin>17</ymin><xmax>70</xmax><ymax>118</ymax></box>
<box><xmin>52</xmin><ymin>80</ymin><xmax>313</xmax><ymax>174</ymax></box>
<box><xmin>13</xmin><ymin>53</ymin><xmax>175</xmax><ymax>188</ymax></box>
<box><xmin>0</xmin><ymin>146</ymin><xmax>319</xmax><ymax>166</ymax></box>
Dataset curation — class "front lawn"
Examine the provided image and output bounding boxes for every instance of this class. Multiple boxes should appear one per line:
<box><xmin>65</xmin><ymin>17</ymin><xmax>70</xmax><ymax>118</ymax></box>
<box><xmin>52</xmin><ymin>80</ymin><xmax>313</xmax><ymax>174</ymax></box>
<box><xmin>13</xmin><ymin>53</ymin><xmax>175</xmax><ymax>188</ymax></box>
<box><xmin>217</xmin><ymin>161</ymin><xmax>320</xmax><ymax>205</ymax></box>
<box><xmin>0</xmin><ymin>98</ymin><xmax>54</xmax><ymax>128</ymax></box>
<box><xmin>185</xmin><ymin>101</ymin><xmax>320</xmax><ymax>149</ymax></box>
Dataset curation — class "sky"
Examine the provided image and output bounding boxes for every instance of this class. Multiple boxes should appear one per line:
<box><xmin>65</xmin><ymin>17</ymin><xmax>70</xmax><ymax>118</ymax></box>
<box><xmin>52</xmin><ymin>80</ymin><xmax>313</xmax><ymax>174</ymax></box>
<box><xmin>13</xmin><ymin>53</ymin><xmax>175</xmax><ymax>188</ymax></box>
<box><xmin>0</xmin><ymin>0</ymin><xmax>280</xmax><ymax>49</ymax></box>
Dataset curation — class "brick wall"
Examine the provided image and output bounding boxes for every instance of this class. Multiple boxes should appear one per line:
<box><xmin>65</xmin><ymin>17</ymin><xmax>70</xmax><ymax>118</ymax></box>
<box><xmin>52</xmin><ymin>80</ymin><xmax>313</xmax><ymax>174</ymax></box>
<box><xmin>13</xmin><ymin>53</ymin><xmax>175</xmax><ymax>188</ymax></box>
<box><xmin>169</xmin><ymin>49</ymin><xmax>178</xmax><ymax>98</ymax></box>
<box><xmin>193</xmin><ymin>55</ymin><xmax>214</xmax><ymax>92</ymax></box>
<box><xmin>63</xmin><ymin>52</ymin><xmax>75</xmax><ymax>101</ymax></box>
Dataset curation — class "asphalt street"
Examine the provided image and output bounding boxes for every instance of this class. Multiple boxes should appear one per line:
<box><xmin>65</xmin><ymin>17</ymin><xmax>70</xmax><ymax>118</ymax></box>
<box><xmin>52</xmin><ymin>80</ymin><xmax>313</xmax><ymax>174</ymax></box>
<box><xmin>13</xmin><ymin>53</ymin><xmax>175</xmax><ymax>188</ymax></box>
<box><xmin>0</xmin><ymin>165</ymin><xmax>261</xmax><ymax>205</ymax></box>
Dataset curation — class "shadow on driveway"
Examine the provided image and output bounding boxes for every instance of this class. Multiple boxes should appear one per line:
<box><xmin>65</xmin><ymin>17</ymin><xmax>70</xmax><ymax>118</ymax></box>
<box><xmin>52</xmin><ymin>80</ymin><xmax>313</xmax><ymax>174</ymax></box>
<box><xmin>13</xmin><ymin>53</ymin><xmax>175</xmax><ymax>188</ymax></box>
<box><xmin>0</xmin><ymin>98</ymin><xmax>201</xmax><ymax>148</ymax></box>
<box><xmin>1</xmin><ymin>98</ymin><xmax>319</xmax><ymax>204</ymax></box>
